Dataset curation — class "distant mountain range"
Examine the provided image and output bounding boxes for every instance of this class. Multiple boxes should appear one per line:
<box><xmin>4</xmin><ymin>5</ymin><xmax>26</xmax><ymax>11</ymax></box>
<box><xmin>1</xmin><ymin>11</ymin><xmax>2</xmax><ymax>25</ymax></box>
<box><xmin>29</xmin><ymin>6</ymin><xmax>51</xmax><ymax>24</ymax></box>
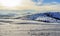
<box><xmin>20</xmin><ymin>12</ymin><xmax>60</xmax><ymax>23</ymax></box>
<box><xmin>0</xmin><ymin>13</ymin><xmax>18</xmax><ymax>19</ymax></box>
<box><xmin>0</xmin><ymin>12</ymin><xmax>60</xmax><ymax>23</ymax></box>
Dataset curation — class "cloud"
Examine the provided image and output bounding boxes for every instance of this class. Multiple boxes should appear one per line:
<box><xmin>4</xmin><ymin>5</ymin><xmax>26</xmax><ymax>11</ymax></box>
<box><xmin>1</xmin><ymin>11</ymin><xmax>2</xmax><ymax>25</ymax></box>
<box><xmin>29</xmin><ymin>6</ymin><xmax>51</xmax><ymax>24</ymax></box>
<box><xmin>0</xmin><ymin>0</ymin><xmax>60</xmax><ymax>12</ymax></box>
<box><xmin>32</xmin><ymin>0</ymin><xmax>60</xmax><ymax>6</ymax></box>
<box><xmin>29</xmin><ymin>0</ymin><xmax>60</xmax><ymax>12</ymax></box>
<box><xmin>31</xmin><ymin>0</ymin><xmax>43</xmax><ymax>5</ymax></box>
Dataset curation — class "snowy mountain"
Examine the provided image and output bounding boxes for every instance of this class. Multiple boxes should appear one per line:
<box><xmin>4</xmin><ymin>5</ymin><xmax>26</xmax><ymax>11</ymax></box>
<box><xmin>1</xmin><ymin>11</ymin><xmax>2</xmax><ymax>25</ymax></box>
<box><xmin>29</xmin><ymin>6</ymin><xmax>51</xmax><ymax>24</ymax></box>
<box><xmin>0</xmin><ymin>11</ymin><xmax>60</xmax><ymax>23</ymax></box>
<box><xmin>20</xmin><ymin>12</ymin><xmax>60</xmax><ymax>23</ymax></box>
<box><xmin>0</xmin><ymin>13</ymin><xmax>18</xmax><ymax>19</ymax></box>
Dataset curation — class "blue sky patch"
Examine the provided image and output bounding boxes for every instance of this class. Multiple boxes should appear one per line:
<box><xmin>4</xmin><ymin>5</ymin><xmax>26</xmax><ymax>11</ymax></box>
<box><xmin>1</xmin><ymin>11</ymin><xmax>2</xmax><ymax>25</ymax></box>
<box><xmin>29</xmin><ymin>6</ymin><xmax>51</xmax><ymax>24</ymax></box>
<box><xmin>32</xmin><ymin>0</ymin><xmax>60</xmax><ymax>5</ymax></box>
<box><xmin>43</xmin><ymin>0</ymin><xmax>60</xmax><ymax>3</ymax></box>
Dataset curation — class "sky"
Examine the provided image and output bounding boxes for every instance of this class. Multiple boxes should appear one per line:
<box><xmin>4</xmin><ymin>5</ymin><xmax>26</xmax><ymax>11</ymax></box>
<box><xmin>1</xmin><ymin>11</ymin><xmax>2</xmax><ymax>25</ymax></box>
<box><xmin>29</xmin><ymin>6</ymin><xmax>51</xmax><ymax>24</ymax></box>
<box><xmin>0</xmin><ymin>0</ymin><xmax>60</xmax><ymax>12</ymax></box>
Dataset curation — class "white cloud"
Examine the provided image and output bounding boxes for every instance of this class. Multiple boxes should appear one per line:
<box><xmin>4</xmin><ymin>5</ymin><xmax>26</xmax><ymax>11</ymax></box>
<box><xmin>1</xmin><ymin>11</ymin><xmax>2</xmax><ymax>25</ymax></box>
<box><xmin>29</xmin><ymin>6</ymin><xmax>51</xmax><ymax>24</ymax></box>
<box><xmin>0</xmin><ymin>0</ymin><xmax>60</xmax><ymax>12</ymax></box>
<box><xmin>31</xmin><ymin>0</ymin><xmax>60</xmax><ymax>6</ymax></box>
<box><xmin>31</xmin><ymin>0</ymin><xmax>43</xmax><ymax>5</ymax></box>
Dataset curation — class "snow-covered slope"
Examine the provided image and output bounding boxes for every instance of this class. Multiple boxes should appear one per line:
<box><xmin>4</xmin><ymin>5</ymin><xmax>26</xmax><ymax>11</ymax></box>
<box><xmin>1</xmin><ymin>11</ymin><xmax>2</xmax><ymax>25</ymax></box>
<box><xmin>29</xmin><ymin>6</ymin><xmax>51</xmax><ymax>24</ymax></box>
<box><xmin>20</xmin><ymin>12</ymin><xmax>60</xmax><ymax>23</ymax></box>
<box><xmin>0</xmin><ymin>12</ymin><xmax>60</xmax><ymax>23</ymax></box>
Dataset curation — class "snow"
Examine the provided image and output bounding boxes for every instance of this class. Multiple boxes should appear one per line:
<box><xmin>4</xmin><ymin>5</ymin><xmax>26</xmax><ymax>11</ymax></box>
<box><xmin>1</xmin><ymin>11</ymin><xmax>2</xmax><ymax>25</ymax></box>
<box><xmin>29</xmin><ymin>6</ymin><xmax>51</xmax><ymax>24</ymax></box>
<box><xmin>0</xmin><ymin>11</ymin><xmax>60</xmax><ymax>36</ymax></box>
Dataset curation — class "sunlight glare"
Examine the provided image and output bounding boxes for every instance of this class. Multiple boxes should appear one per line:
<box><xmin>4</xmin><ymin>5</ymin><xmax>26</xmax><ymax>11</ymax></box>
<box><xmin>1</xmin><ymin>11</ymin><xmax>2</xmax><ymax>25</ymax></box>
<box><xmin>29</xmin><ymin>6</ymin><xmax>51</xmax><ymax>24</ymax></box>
<box><xmin>0</xmin><ymin>0</ymin><xmax>23</xmax><ymax>7</ymax></box>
